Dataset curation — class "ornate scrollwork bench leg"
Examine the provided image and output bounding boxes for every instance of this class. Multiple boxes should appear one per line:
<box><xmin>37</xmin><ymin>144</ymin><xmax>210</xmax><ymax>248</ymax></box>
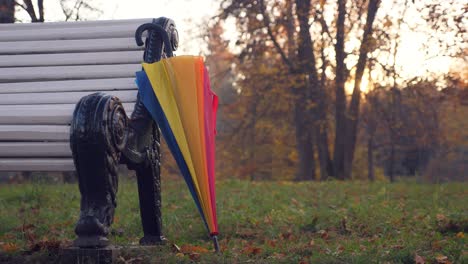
<box><xmin>70</xmin><ymin>17</ymin><xmax>177</xmax><ymax>248</ymax></box>
<box><xmin>70</xmin><ymin>93</ymin><xmax>127</xmax><ymax>248</ymax></box>
<box><xmin>124</xmin><ymin>95</ymin><xmax>166</xmax><ymax>245</ymax></box>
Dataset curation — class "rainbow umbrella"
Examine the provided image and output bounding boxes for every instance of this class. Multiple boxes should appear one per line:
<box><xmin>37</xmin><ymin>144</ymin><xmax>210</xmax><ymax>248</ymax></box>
<box><xmin>135</xmin><ymin>56</ymin><xmax>219</xmax><ymax>250</ymax></box>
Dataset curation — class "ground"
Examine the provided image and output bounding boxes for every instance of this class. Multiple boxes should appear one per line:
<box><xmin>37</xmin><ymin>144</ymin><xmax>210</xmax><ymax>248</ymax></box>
<box><xmin>0</xmin><ymin>179</ymin><xmax>466</xmax><ymax>263</ymax></box>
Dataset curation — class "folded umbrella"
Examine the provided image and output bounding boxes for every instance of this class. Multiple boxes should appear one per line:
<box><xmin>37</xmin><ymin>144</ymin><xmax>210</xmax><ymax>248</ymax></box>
<box><xmin>135</xmin><ymin>55</ymin><xmax>219</xmax><ymax>250</ymax></box>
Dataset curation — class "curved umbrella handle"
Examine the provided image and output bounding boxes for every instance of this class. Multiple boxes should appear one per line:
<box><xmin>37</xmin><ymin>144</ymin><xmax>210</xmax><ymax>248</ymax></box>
<box><xmin>135</xmin><ymin>23</ymin><xmax>174</xmax><ymax>59</ymax></box>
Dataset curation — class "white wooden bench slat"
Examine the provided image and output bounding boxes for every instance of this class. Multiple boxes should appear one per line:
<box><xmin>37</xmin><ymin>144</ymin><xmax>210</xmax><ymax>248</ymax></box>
<box><xmin>0</xmin><ymin>103</ymin><xmax>134</xmax><ymax>125</ymax></box>
<box><xmin>0</xmin><ymin>78</ymin><xmax>137</xmax><ymax>94</ymax></box>
<box><xmin>0</xmin><ymin>125</ymin><xmax>69</xmax><ymax>141</ymax></box>
<box><xmin>0</xmin><ymin>51</ymin><xmax>143</xmax><ymax>67</ymax></box>
<box><xmin>0</xmin><ymin>142</ymin><xmax>71</xmax><ymax>157</ymax></box>
<box><xmin>0</xmin><ymin>18</ymin><xmax>155</xmax><ymax>172</ymax></box>
<box><xmin>0</xmin><ymin>158</ymin><xmax>74</xmax><ymax>171</ymax></box>
<box><xmin>0</xmin><ymin>90</ymin><xmax>137</xmax><ymax>105</ymax></box>
<box><xmin>0</xmin><ymin>64</ymin><xmax>141</xmax><ymax>82</ymax></box>
<box><xmin>0</xmin><ymin>24</ymin><xmax>146</xmax><ymax>42</ymax></box>
<box><xmin>0</xmin><ymin>18</ymin><xmax>150</xmax><ymax>30</ymax></box>
<box><xmin>0</xmin><ymin>38</ymin><xmax>142</xmax><ymax>55</ymax></box>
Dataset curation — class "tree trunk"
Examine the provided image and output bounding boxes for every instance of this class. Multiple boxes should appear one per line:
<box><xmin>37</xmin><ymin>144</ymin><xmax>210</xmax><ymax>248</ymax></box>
<box><xmin>333</xmin><ymin>0</ymin><xmax>348</xmax><ymax>180</ymax></box>
<box><xmin>294</xmin><ymin>0</ymin><xmax>325</xmax><ymax>180</ymax></box>
<box><xmin>367</xmin><ymin>136</ymin><xmax>375</xmax><ymax>181</ymax></box>
<box><xmin>343</xmin><ymin>0</ymin><xmax>381</xmax><ymax>179</ymax></box>
<box><xmin>389</xmin><ymin>141</ymin><xmax>395</xmax><ymax>182</ymax></box>
<box><xmin>294</xmin><ymin>102</ymin><xmax>316</xmax><ymax>181</ymax></box>
<box><xmin>0</xmin><ymin>0</ymin><xmax>15</xmax><ymax>23</ymax></box>
<box><xmin>248</xmin><ymin>98</ymin><xmax>257</xmax><ymax>181</ymax></box>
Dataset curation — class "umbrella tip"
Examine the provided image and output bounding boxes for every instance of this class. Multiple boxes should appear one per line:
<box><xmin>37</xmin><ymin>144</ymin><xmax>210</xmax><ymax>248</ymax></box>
<box><xmin>212</xmin><ymin>235</ymin><xmax>220</xmax><ymax>253</ymax></box>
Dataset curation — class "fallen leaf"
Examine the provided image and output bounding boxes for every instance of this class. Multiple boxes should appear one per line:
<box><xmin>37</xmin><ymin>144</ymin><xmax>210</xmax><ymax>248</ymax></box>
<box><xmin>180</xmin><ymin>244</ymin><xmax>209</xmax><ymax>254</ymax></box>
<box><xmin>242</xmin><ymin>245</ymin><xmax>262</xmax><ymax>256</ymax></box>
<box><xmin>432</xmin><ymin>240</ymin><xmax>446</xmax><ymax>251</ymax></box>
<box><xmin>391</xmin><ymin>244</ymin><xmax>404</xmax><ymax>249</ymax></box>
<box><xmin>435</xmin><ymin>255</ymin><xmax>450</xmax><ymax>264</ymax></box>
<box><xmin>188</xmin><ymin>252</ymin><xmax>201</xmax><ymax>261</ymax></box>
<box><xmin>14</xmin><ymin>224</ymin><xmax>35</xmax><ymax>231</ymax></box>
<box><xmin>266</xmin><ymin>239</ymin><xmax>277</xmax><ymax>248</ymax></box>
<box><xmin>291</xmin><ymin>198</ymin><xmax>300</xmax><ymax>206</ymax></box>
<box><xmin>336</xmin><ymin>245</ymin><xmax>345</xmax><ymax>253</ymax></box>
<box><xmin>415</xmin><ymin>254</ymin><xmax>425</xmax><ymax>264</ymax></box>
<box><xmin>236</xmin><ymin>228</ymin><xmax>257</xmax><ymax>239</ymax></box>
<box><xmin>29</xmin><ymin>238</ymin><xmax>61</xmax><ymax>252</ymax></box>
<box><xmin>456</xmin><ymin>232</ymin><xmax>464</xmax><ymax>238</ymax></box>
<box><xmin>280</xmin><ymin>232</ymin><xmax>294</xmax><ymax>240</ymax></box>
<box><xmin>171</xmin><ymin>243</ymin><xmax>181</xmax><ymax>253</ymax></box>
<box><xmin>436</xmin><ymin>214</ymin><xmax>447</xmax><ymax>221</ymax></box>
<box><xmin>264</xmin><ymin>215</ymin><xmax>272</xmax><ymax>225</ymax></box>
<box><xmin>271</xmin><ymin>252</ymin><xmax>285</xmax><ymax>259</ymax></box>
<box><xmin>1</xmin><ymin>243</ymin><xmax>19</xmax><ymax>253</ymax></box>
<box><xmin>318</xmin><ymin>230</ymin><xmax>329</xmax><ymax>240</ymax></box>
<box><xmin>340</xmin><ymin>217</ymin><xmax>351</xmax><ymax>234</ymax></box>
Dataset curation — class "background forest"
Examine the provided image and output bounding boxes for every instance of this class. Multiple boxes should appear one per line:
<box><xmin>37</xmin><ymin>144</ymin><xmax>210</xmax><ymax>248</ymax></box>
<box><xmin>0</xmin><ymin>0</ymin><xmax>466</xmax><ymax>184</ymax></box>
<box><xmin>202</xmin><ymin>0</ymin><xmax>467</xmax><ymax>182</ymax></box>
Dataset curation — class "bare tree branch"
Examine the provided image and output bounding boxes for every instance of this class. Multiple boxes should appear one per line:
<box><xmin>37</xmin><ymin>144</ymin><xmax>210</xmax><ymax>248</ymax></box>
<box><xmin>258</xmin><ymin>0</ymin><xmax>295</xmax><ymax>72</ymax></box>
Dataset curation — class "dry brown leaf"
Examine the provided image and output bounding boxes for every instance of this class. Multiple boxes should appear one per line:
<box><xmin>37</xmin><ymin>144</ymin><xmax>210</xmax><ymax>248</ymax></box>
<box><xmin>281</xmin><ymin>232</ymin><xmax>294</xmax><ymax>240</ymax></box>
<box><xmin>171</xmin><ymin>243</ymin><xmax>181</xmax><ymax>253</ymax></box>
<box><xmin>266</xmin><ymin>239</ymin><xmax>277</xmax><ymax>248</ymax></box>
<box><xmin>271</xmin><ymin>252</ymin><xmax>286</xmax><ymax>259</ymax></box>
<box><xmin>13</xmin><ymin>224</ymin><xmax>35</xmax><ymax>231</ymax></box>
<box><xmin>436</xmin><ymin>214</ymin><xmax>447</xmax><ymax>221</ymax></box>
<box><xmin>188</xmin><ymin>252</ymin><xmax>201</xmax><ymax>261</ymax></box>
<box><xmin>236</xmin><ymin>228</ymin><xmax>257</xmax><ymax>239</ymax></box>
<box><xmin>291</xmin><ymin>198</ymin><xmax>300</xmax><ymax>206</ymax></box>
<box><xmin>318</xmin><ymin>230</ymin><xmax>329</xmax><ymax>240</ymax></box>
<box><xmin>242</xmin><ymin>245</ymin><xmax>262</xmax><ymax>256</ymax></box>
<box><xmin>29</xmin><ymin>239</ymin><xmax>61</xmax><ymax>252</ymax></box>
<box><xmin>415</xmin><ymin>254</ymin><xmax>425</xmax><ymax>264</ymax></box>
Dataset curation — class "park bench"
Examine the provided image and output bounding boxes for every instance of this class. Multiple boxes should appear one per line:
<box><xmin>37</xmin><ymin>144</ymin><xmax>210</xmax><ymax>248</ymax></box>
<box><xmin>0</xmin><ymin>18</ymin><xmax>179</xmax><ymax>248</ymax></box>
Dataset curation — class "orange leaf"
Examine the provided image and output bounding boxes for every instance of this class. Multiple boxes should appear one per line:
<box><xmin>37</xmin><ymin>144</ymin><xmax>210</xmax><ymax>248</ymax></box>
<box><xmin>435</xmin><ymin>255</ymin><xmax>450</xmax><ymax>264</ymax></box>
<box><xmin>436</xmin><ymin>214</ymin><xmax>447</xmax><ymax>221</ymax></box>
<box><xmin>1</xmin><ymin>242</ymin><xmax>19</xmax><ymax>253</ymax></box>
<box><xmin>180</xmin><ymin>244</ymin><xmax>209</xmax><ymax>254</ymax></box>
<box><xmin>242</xmin><ymin>245</ymin><xmax>262</xmax><ymax>256</ymax></box>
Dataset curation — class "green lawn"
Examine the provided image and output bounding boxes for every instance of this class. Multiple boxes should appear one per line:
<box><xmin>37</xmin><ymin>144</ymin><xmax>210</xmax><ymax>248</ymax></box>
<box><xmin>0</xmin><ymin>179</ymin><xmax>466</xmax><ymax>263</ymax></box>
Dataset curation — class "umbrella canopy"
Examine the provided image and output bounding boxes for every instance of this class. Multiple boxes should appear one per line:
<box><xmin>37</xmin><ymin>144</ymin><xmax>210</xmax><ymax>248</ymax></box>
<box><xmin>135</xmin><ymin>55</ymin><xmax>219</xmax><ymax>249</ymax></box>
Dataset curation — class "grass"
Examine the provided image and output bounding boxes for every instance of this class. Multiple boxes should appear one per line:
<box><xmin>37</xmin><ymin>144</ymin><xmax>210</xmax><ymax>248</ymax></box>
<box><xmin>0</xmin><ymin>179</ymin><xmax>466</xmax><ymax>263</ymax></box>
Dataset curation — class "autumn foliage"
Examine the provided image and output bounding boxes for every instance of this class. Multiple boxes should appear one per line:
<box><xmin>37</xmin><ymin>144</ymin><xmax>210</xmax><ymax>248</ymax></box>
<box><xmin>200</xmin><ymin>0</ymin><xmax>467</xmax><ymax>181</ymax></box>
